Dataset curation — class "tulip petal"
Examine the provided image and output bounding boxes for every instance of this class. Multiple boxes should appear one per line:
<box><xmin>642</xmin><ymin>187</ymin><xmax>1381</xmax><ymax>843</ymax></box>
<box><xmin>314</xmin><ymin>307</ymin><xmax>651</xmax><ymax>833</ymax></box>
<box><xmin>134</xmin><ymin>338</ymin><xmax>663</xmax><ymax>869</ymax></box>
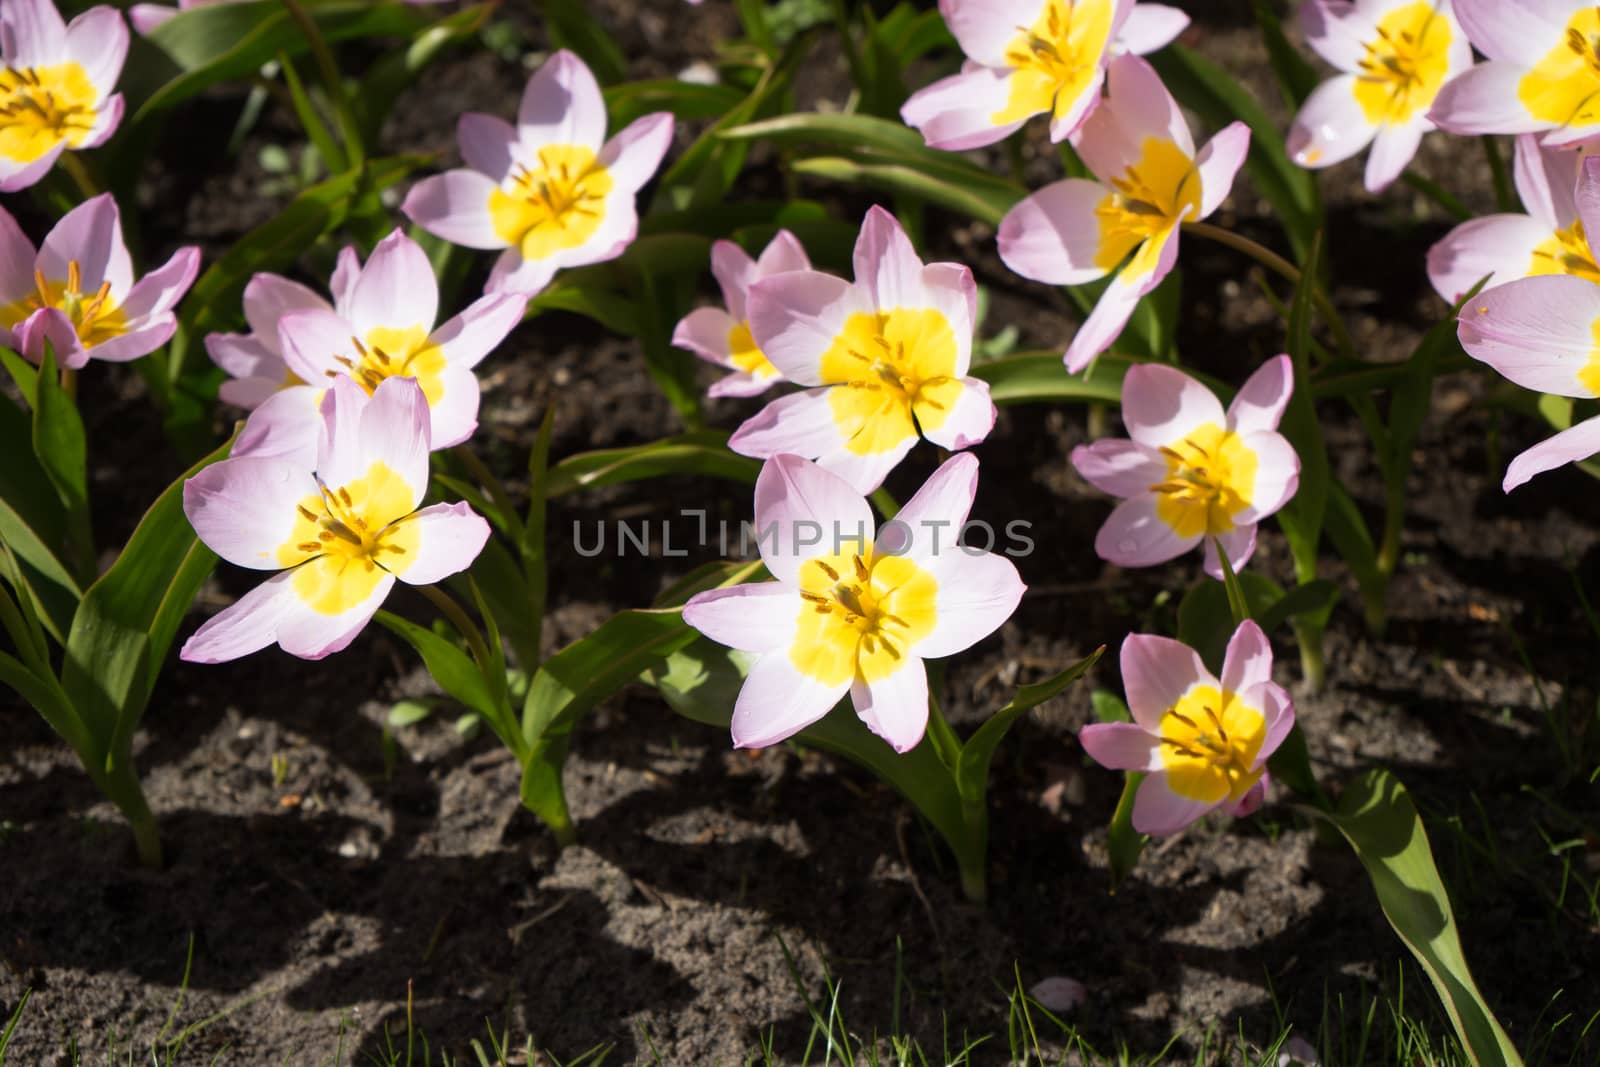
<box><xmin>518</xmin><ymin>50</ymin><xmax>606</xmax><ymax>150</ymax></box>
<box><xmin>709</xmin><ymin>239</ymin><xmax>757</xmax><ymax>321</ymax></box>
<box><xmin>278</xmin><ymin>307</ymin><xmax>358</xmax><ymax>386</ymax></box>
<box><xmin>1062</xmin><ymin>251</ymin><xmax>1161</xmax><ymax>371</ymax></box>
<box><xmin>851</xmin><ymin>661</ymin><xmax>931</xmax><ymax>753</ymax></box>
<box><xmin>751</xmin><ymin>453</ymin><xmax>875</xmax><ymax>586</ymax></box>
<box><xmin>853</xmin><ymin>205</ymin><xmax>926</xmax><ymax>311</ymax></box>
<box><xmin>73</xmin><ymin>319</ymin><xmax>176</xmax><ymax>365</ymax></box>
<box><xmin>1451</xmin><ymin>0</ymin><xmax>1569</xmax><ymax>65</ymax></box>
<box><xmin>243</xmin><ymin>271</ymin><xmax>330</xmax><ymax>344</ymax></box>
<box><xmin>17</xmin><ymin>307</ymin><xmax>87</xmax><ymax>368</ymax></box>
<box><xmin>1120</xmin><ymin>630</ymin><xmax>1208</xmax><ymax>733</ymax></box>
<box><xmin>1202</xmin><ymin>523</ymin><xmax>1258</xmax><ymax>581</ymax></box>
<box><xmin>746</xmin><ymin>270</ymin><xmax>866</xmax><ymax>387</ymax></box>
<box><xmin>919</xmin><ymin>376</ymin><xmax>995</xmax><ymax>450</ymax></box>
<box><xmin>179</xmin><ymin>569</ymin><xmax>303</xmax><ymax>664</ymax></box>
<box><xmin>1121</xmin><ymin>363</ymin><xmax>1226</xmax><ymax>447</ymax></box>
<box><xmin>346</xmin><ymin>230</ymin><xmax>439</xmax><ymax>337</ymax></box>
<box><xmin>1513</xmin><ymin>132</ymin><xmax>1580</xmax><ymax>228</ymax></box>
<box><xmin>402</xmin><ymin>170</ymin><xmax>507</xmax><ymax>251</ymax></box>
<box><xmin>1299</xmin><ymin>0</ymin><xmax>1370</xmax><ymax>70</ymax></box>
<box><xmin>0</xmin><ymin>0</ymin><xmax>67</xmax><ymax>69</ymax></box>
<box><xmin>275</xmin><ymin>565</ymin><xmax>396</xmax><ymax>660</ymax></box>
<box><xmin>1071</xmin><ymin>438</ymin><xmax>1166</xmax><ymax>497</ymax></box>
<box><xmin>1457</xmin><ymin>274</ymin><xmax>1600</xmax><ymax>397</ymax></box>
<box><xmin>0</xmin><ymin>142</ymin><xmax>62</xmax><ymax>192</ymax></box>
<box><xmin>918</xmin><ymin>550</ymin><xmax>1024</xmax><ymax>658</ymax></box>
<box><xmin>0</xmin><ymin>205</ymin><xmax>36</xmax><ymax>303</ymax></box>
<box><xmin>1219</xmin><ymin>619</ymin><xmax>1273</xmax><ymax>696</ymax></box>
<box><xmin>729</xmin><ymin>386</ymin><xmax>848</xmax><ymax>463</ymax></box>
<box><xmin>388</xmin><ymin>501</ymin><xmax>489</xmax><ymax>585</ymax></box>
<box><xmin>1074</xmin><ymin>54</ymin><xmax>1193</xmax><ymax>182</ymax></box>
<box><xmin>1195</xmin><ymin>121</ymin><xmax>1250</xmax><ymax>218</ymax></box>
<box><xmin>1235</xmin><ymin>431</ymin><xmax>1300</xmax><ymax>522</ymax></box>
<box><xmin>63</xmin><ymin>5</ymin><xmax>128</xmax><ymax>95</ymax></box>
<box><xmin>730</xmin><ymin>652</ymin><xmax>850</xmax><ymax>749</ymax></box>
<box><xmin>1227</xmin><ymin>354</ymin><xmax>1294</xmax><ymax>435</ymax></box>
<box><xmin>183</xmin><ymin>454</ymin><xmax>321</xmax><ymax>570</ymax></box>
<box><xmin>431</xmin><ymin>290</ymin><xmax>525</xmax><ymax>371</ymax></box>
<box><xmin>1426</xmin><ymin>213</ymin><xmax>1553</xmax><ymax>304</ymax></box>
<box><xmin>683</xmin><ymin>582</ymin><xmax>802</xmax><ymax>653</ymax></box>
<box><xmin>900</xmin><ymin>65</ymin><xmax>1028</xmax><ymax>151</ymax></box>
<box><xmin>1242</xmin><ymin>678</ymin><xmax>1296</xmax><ymax>762</ymax></box>
<box><xmin>997</xmin><ymin>178</ymin><xmax>1113</xmax><ymax>287</ymax></box>
<box><xmin>1132</xmin><ymin>773</ymin><xmax>1216</xmax><ymax>836</ymax></box>
<box><xmin>1364</xmin><ymin>116</ymin><xmax>1426</xmax><ymax>193</ymax></box>
<box><xmin>755</xmin><ymin>229</ymin><xmax>811</xmax><ymax>277</ymax></box>
<box><xmin>673</xmin><ymin>305</ymin><xmax>737</xmax><ymax>365</ymax></box>
<box><xmin>38</xmin><ymin>193</ymin><xmax>132</xmax><ymax>300</ymax></box>
<box><xmin>883</xmin><ymin>452</ymin><xmax>978</xmax><ymax>562</ymax></box>
<box><xmin>230</xmin><ymin>385</ymin><xmax>321</xmax><ymax>466</ymax></box>
<box><xmin>1095</xmin><ymin>492</ymin><xmax>1198</xmax><ymax>570</ymax></box>
<box><xmin>119</xmin><ymin>245</ymin><xmax>200</xmax><ymax>322</ymax></box>
<box><xmin>598</xmin><ymin>112</ymin><xmax>674</xmax><ymax>193</ymax></box>
<box><xmin>422</xmin><ymin>363</ymin><xmax>483</xmax><ymax>448</ymax></box>
<box><xmin>817</xmin><ymin>438</ymin><xmax>918</xmax><ymax>495</ymax></box>
<box><xmin>1504</xmin><ymin>413</ymin><xmax>1600</xmax><ymax>490</ymax></box>
<box><xmin>1429</xmin><ymin>61</ymin><xmax>1545</xmax><ymax>136</ymax></box>
<box><xmin>457</xmin><ymin>112</ymin><xmax>519</xmax><ymax>184</ymax></box>
<box><xmin>1079</xmin><ymin>721</ymin><xmax>1163</xmax><ymax>771</ymax></box>
<box><xmin>940</xmin><ymin>0</ymin><xmax>1045</xmax><ymax>66</ymax></box>
<box><xmin>1116</xmin><ymin>3</ymin><xmax>1188</xmax><ymax>55</ymax></box>
<box><xmin>1287</xmin><ymin>74</ymin><xmax>1377</xmax><ymax>171</ymax></box>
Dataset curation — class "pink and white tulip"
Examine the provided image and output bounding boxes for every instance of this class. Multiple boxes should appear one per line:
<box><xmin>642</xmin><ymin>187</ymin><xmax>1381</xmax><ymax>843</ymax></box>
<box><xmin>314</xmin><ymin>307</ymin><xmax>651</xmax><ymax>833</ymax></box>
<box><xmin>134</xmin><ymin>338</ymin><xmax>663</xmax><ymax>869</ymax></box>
<box><xmin>402</xmin><ymin>50</ymin><xmax>674</xmax><ymax>296</ymax></box>
<box><xmin>0</xmin><ymin>194</ymin><xmax>198</xmax><ymax>370</ymax></box>
<box><xmin>1287</xmin><ymin>0</ymin><xmax>1471</xmax><ymax>193</ymax></box>
<box><xmin>1080</xmin><ymin>622</ymin><xmax>1295</xmax><ymax>836</ymax></box>
<box><xmin>998</xmin><ymin>54</ymin><xmax>1249</xmax><ymax>370</ymax></box>
<box><xmin>225</xmin><ymin>229</ymin><xmax>525</xmax><ymax>461</ymax></box>
<box><xmin>672</xmin><ymin>229</ymin><xmax>810</xmax><ymax>398</ymax></box>
<box><xmin>902</xmin><ymin>0</ymin><xmax>1141</xmax><ymax>150</ymax></box>
<box><xmin>0</xmin><ymin>0</ymin><xmax>126</xmax><ymax>191</ymax></box>
<box><xmin>181</xmin><ymin>376</ymin><xmax>490</xmax><ymax>663</ymax></box>
<box><xmin>1071</xmin><ymin>356</ymin><xmax>1300</xmax><ymax>578</ymax></box>
<box><xmin>683</xmin><ymin>453</ymin><xmax>1025</xmax><ymax>753</ymax></box>
<box><xmin>1432</xmin><ymin>0</ymin><xmax>1600</xmax><ymax>146</ymax></box>
<box><xmin>727</xmin><ymin>206</ymin><xmax>995</xmax><ymax>494</ymax></box>
<box><xmin>1427</xmin><ymin>134</ymin><xmax>1594</xmax><ymax>302</ymax></box>
<box><xmin>1457</xmin><ymin>158</ymin><xmax>1600</xmax><ymax>489</ymax></box>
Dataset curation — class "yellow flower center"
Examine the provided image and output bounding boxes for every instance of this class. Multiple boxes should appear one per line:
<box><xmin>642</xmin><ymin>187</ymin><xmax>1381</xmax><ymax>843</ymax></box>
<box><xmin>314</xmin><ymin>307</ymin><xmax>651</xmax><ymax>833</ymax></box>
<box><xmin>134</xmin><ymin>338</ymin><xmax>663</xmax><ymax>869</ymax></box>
<box><xmin>818</xmin><ymin>308</ymin><xmax>962</xmax><ymax>456</ymax></box>
<box><xmin>1529</xmin><ymin>218</ymin><xmax>1600</xmax><ymax>284</ymax></box>
<box><xmin>1156</xmin><ymin>684</ymin><xmax>1267</xmax><ymax>804</ymax></box>
<box><xmin>992</xmin><ymin>0</ymin><xmax>1114</xmax><ymax>126</ymax></box>
<box><xmin>276</xmin><ymin>462</ymin><xmax>421</xmax><ymax>615</ymax></box>
<box><xmin>0</xmin><ymin>62</ymin><xmax>97</xmax><ymax>164</ymax></box>
<box><xmin>1149</xmin><ymin>422</ymin><xmax>1257</xmax><ymax>539</ymax></box>
<box><xmin>1351</xmin><ymin>1</ymin><xmax>1454</xmax><ymax>126</ymax></box>
<box><xmin>727</xmin><ymin>319</ymin><xmax>779</xmax><ymax>379</ymax></box>
<box><xmin>1577</xmin><ymin>316</ymin><xmax>1600</xmax><ymax>397</ymax></box>
<box><xmin>1520</xmin><ymin>7</ymin><xmax>1600</xmax><ymax>128</ymax></box>
<box><xmin>488</xmin><ymin>144</ymin><xmax>613</xmax><ymax>262</ymax></box>
<box><xmin>1093</xmin><ymin>137</ymin><xmax>1201</xmax><ymax>278</ymax></box>
<box><xmin>324</xmin><ymin>325</ymin><xmax>448</xmax><ymax>407</ymax></box>
<box><xmin>790</xmin><ymin>547</ymin><xmax>938</xmax><ymax>686</ymax></box>
<box><xmin>0</xmin><ymin>260</ymin><xmax>128</xmax><ymax>347</ymax></box>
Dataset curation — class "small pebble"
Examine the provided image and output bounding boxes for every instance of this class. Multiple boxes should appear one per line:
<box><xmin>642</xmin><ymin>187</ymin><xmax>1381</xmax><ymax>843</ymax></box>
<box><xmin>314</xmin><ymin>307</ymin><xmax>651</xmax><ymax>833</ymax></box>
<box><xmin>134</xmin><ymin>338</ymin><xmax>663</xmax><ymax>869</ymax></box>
<box><xmin>1028</xmin><ymin>976</ymin><xmax>1086</xmax><ymax>1013</ymax></box>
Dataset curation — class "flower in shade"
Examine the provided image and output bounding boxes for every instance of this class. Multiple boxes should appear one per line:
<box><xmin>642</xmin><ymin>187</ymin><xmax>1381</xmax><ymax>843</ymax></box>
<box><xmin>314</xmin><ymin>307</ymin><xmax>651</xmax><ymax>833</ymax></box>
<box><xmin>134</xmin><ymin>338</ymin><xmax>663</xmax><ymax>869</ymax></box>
<box><xmin>998</xmin><ymin>54</ymin><xmax>1249</xmax><ymax>370</ymax></box>
<box><xmin>0</xmin><ymin>194</ymin><xmax>199</xmax><ymax>369</ymax></box>
<box><xmin>228</xmin><ymin>230</ymin><xmax>524</xmax><ymax>460</ymax></box>
<box><xmin>1457</xmin><ymin>157</ymin><xmax>1600</xmax><ymax>489</ymax></box>
<box><xmin>402</xmin><ymin>49</ymin><xmax>674</xmax><ymax>296</ymax></box>
<box><xmin>1432</xmin><ymin>0</ymin><xmax>1600</xmax><ymax>145</ymax></box>
<box><xmin>0</xmin><ymin>0</ymin><xmax>126</xmax><ymax>191</ymax></box>
<box><xmin>1287</xmin><ymin>0</ymin><xmax>1471</xmax><ymax>193</ymax></box>
<box><xmin>1079</xmin><ymin>621</ymin><xmax>1295</xmax><ymax>835</ymax></box>
<box><xmin>683</xmin><ymin>453</ymin><xmax>1025</xmax><ymax>753</ymax></box>
<box><xmin>728</xmin><ymin>206</ymin><xmax>995</xmax><ymax>494</ymax></box>
<box><xmin>672</xmin><ymin>229</ymin><xmax>810</xmax><ymax>398</ymax></box>
<box><xmin>1428</xmin><ymin>134</ymin><xmax>1594</xmax><ymax>303</ymax></box>
<box><xmin>901</xmin><ymin>0</ymin><xmax>1132</xmax><ymax>150</ymax></box>
<box><xmin>181</xmin><ymin>376</ymin><xmax>490</xmax><ymax>663</ymax></box>
<box><xmin>1071</xmin><ymin>356</ymin><xmax>1300</xmax><ymax>578</ymax></box>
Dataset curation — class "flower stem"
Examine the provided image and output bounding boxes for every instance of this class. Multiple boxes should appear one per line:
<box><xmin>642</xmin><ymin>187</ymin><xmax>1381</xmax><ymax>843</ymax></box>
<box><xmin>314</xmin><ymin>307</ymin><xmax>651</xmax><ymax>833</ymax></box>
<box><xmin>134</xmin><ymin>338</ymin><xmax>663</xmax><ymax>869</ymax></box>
<box><xmin>453</xmin><ymin>444</ymin><xmax>525</xmax><ymax>544</ymax></box>
<box><xmin>1181</xmin><ymin>221</ymin><xmax>1355</xmax><ymax>361</ymax></box>
<box><xmin>1482</xmin><ymin>136</ymin><xmax>1515</xmax><ymax>213</ymax></box>
<box><xmin>59</xmin><ymin>152</ymin><xmax>99</xmax><ymax>199</ymax></box>
<box><xmin>418</xmin><ymin>583</ymin><xmax>494</xmax><ymax>673</ymax></box>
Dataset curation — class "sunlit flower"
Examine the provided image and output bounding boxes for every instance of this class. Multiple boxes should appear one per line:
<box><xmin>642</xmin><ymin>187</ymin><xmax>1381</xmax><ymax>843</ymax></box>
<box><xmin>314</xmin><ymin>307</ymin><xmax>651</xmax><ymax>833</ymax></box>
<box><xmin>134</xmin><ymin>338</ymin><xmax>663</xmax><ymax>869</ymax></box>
<box><xmin>0</xmin><ymin>193</ymin><xmax>198</xmax><ymax>369</ymax></box>
<box><xmin>998</xmin><ymin>54</ymin><xmax>1249</xmax><ymax>370</ymax></box>
<box><xmin>1457</xmin><ymin>158</ymin><xmax>1600</xmax><ymax>489</ymax></box>
<box><xmin>1114</xmin><ymin>3</ymin><xmax>1189</xmax><ymax>55</ymax></box>
<box><xmin>1079</xmin><ymin>621</ymin><xmax>1295</xmax><ymax>835</ymax></box>
<box><xmin>672</xmin><ymin>229</ymin><xmax>810</xmax><ymax>398</ymax></box>
<box><xmin>215</xmin><ymin>230</ymin><xmax>523</xmax><ymax>463</ymax></box>
<box><xmin>1432</xmin><ymin>0</ymin><xmax>1600</xmax><ymax>146</ymax></box>
<box><xmin>1287</xmin><ymin>0</ymin><xmax>1471</xmax><ymax>193</ymax></box>
<box><xmin>181</xmin><ymin>376</ymin><xmax>490</xmax><ymax>663</ymax></box>
<box><xmin>0</xmin><ymin>0</ymin><xmax>126</xmax><ymax>191</ymax></box>
<box><xmin>683</xmin><ymin>453</ymin><xmax>1025</xmax><ymax>753</ymax></box>
<box><xmin>1428</xmin><ymin>134</ymin><xmax>1595</xmax><ymax>302</ymax></box>
<box><xmin>727</xmin><ymin>206</ymin><xmax>995</xmax><ymax>493</ymax></box>
<box><xmin>901</xmin><ymin>0</ymin><xmax>1132</xmax><ymax>150</ymax></box>
<box><xmin>402</xmin><ymin>49</ymin><xmax>674</xmax><ymax>296</ymax></box>
<box><xmin>1071</xmin><ymin>356</ymin><xmax>1299</xmax><ymax>578</ymax></box>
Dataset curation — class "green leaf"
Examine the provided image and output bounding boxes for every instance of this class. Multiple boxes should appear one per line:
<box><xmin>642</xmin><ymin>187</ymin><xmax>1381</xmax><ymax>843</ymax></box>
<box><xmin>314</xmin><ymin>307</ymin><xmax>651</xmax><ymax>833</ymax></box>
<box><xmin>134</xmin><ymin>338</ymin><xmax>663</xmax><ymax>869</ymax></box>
<box><xmin>538</xmin><ymin>0</ymin><xmax>626</xmax><ymax>85</ymax></box>
<box><xmin>352</xmin><ymin>4</ymin><xmax>489</xmax><ymax>146</ymax></box>
<box><xmin>373</xmin><ymin>610</ymin><xmax>520</xmax><ymax>755</ymax></box>
<box><xmin>1090</xmin><ymin>688</ymin><xmax>1130</xmax><ymax>723</ymax></box>
<box><xmin>135</xmin><ymin>0</ymin><xmax>428</xmax><ymax>119</ymax></box>
<box><xmin>1176</xmin><ymin>573</ymin><xmax>1285</xmax><ymax>675</ymax></box>
<box><xmin>0</xmin><ymin>648</ymin><xmax>88</xmax><ymax>757</ymax></box>
<box><xmin>1251</xmin><ymin>0</ymin><xmax>1321</xmax><ymax>107</ymax></box>
<box><xmin>1311</xmin><ymin>770</ymin><xmax>1524</xmax><ymax>1067</ymax></box>
<box><xmin>1106</xmin><ymin>772</ymin><xmax>1147</xmax><ymax>886</ymax></box>
<box><xmin>970</xmin><ymin>351</ymin><xmax>1130</xmax><ymax>406</ymax></box>
<box><xmin>0</xmin><ymin>386</ymin><xmax>81</xmax><ymax>641</ymax></box>
<box><xmin>604</xmin><ymin>79</ymin><xmax>746</xmax><ymax>128</ymax></box>
<box><xmin>543</xmin><ymin>431</ymin><xmax>763</xmax><ymax>498</ymax></box>
<box><xmin>1274</xmin><ymin>233</ymin><xmax>1332</xmax><ymax>583</ymax></box>
<box><xmin>58</xmin><ymin>436</ymin><xmax>233</xmax><ymax>757</ymax></box>
<box><xmin>1149</xmin><ymin>45</ymin><xmax>1321</xmax><ymax>261</ymax></box>
<box><xmin>954</xmin><ymin>649</ymin><xmax>1104</xmax><ymax>803</ymax></box>
<box><xmin>456</xmin><ymin>535</ymin><xmax>539</xmax><ymax>671</ymax></box>
<box><xmin>31</xmin><ymin>347</ymin><xmax>92</xmax><ymax>583</ymax></box>
<box><xmin>792</xmin><ymin>156</ymin><xmax>1018</xmax><ymax>227</ymax></box>
<box><xmin>525</xmin><ymin>282</ymin><xmax>641</xmax><ymax>336</ymax></box>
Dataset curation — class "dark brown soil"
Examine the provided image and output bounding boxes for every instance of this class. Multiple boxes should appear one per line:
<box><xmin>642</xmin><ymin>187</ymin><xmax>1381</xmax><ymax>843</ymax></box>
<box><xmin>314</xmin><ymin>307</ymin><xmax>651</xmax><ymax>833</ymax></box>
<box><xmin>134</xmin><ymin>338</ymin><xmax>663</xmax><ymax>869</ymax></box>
<box><xmin>3</xmin><ymin>4</ymin><xmax>1599</xmax><ymax>1065</ymax></box>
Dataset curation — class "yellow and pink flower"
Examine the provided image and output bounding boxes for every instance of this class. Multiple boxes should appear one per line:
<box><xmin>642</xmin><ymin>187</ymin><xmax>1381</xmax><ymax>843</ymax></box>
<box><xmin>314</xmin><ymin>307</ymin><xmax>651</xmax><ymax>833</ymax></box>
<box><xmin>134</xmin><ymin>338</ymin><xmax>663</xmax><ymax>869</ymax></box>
<box><xmin>672</xmin><ymin>230</ymin><xmax>810</xmax><ymax>398</ymax></box>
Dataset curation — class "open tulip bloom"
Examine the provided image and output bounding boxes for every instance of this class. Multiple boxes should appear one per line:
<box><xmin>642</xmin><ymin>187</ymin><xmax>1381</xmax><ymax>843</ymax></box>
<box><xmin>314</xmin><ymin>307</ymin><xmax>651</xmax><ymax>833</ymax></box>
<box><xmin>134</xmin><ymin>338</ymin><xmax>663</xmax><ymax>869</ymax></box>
<box><xmin>1428</xmin><ymin>134</ymin><xmax>1594</xmax><ymax>302</ymax></box>
<box><xmin>672</xmin><ymin>229</ymin><xmax>810</xmax><ymax>398</ymax></box>
<box><xmin>1287</xmin><ymin>0</ymin><xmax>1471</xmax><ymax>193</ymax></box>
<box><xmin>998</xmin><ymin>54</ymin><xmax>1249</xmax><ymax>370</ymax></box>
<box><xmin>1457</xmin><ymin>157</ymin><xmax>1600</xmax><ymax>489</ymax></box>
<box><xmin>1432</xmin><ymin>0</ymin><xmax>1600</xmax><ymax>145</ymax></box>
<box><xmin>1079</xmin><ymin>621</ymin><xmax>1295</xmax><ymax>836</ymax></box>
<box><xmin>181</xmin><ymin>376</ymin><xmax>490</xmax><ymax>663</ymax></box>
<box><xmin>206</xmin><ymin>269</ymin><xmax>337</xmax><ymax>412</ymax></box>
<box><xmin>0</xmin><ymin>194</ymin><xmax>198</xmax><ymax>369</ymax></box>
<box><xmin>902</xmin><ymin>0</ymin><xmax>1187</xmax><ymax>150</ymax></box>
<box><xmin>232</xmin><ymin>229</ymin><xmax>525</xmax><ymax>460</ymax></box>
<box><xmin>1071</xmin><ymin>356</ymin><xmax>1300</xmax><ymax>578</ymax></box>
<box><xmin>682</xmin><ymin>453</ymin><xmax>1025</xmax><ymax>754</ymax></box>
<box><xmin>727</xmin><ymin>206</ymin><xmax>996</xmax><ymax>493</ymax></box>
<box><xmin>0</xmin><ymin>0</ymin><xmax>126</xmax><ymax>191</ymax></box>
<box><xmin>403</xmin><ymin>49</ymin><xmax>674</xmax><ymax>296</ymax></box>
